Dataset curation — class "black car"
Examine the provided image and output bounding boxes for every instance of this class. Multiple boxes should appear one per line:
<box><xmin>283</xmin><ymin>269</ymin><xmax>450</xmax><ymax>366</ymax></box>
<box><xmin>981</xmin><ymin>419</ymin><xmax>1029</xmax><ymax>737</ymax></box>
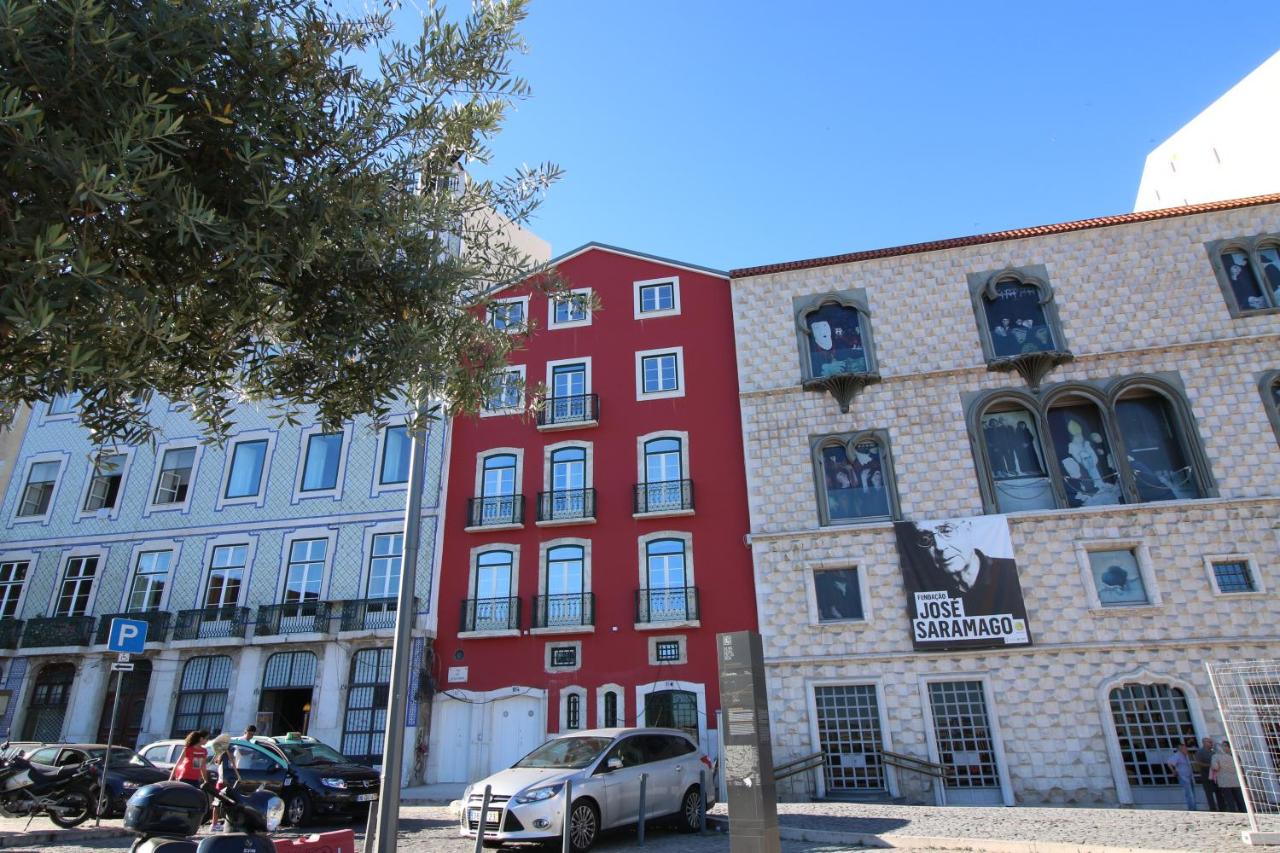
<box><xmin>23</xmin><ymin>743</ymin><xmax>168</xmax><ymax>816</ymax></box>
<box><xmin>231</xmin><ymin>735</ymin><xmax>378</xmax><ymax>826</ymax></box>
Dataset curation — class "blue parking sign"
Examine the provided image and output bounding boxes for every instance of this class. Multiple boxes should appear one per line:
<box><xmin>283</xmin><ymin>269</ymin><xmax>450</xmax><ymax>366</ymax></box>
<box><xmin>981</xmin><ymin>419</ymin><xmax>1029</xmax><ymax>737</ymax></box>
<box><xmin>107</xmin><ymin>617</ymin><xmax>148</xmax><ymax>653</ymax></box>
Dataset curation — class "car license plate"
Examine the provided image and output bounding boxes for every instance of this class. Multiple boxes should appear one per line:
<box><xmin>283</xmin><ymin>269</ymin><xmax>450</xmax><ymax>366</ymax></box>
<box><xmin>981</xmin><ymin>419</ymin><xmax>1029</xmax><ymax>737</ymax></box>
<box><xmin>468</xmin><ymin>808</ymin><xmax>501</xmax><ymax>823</ymax></box>
<box><xmin>356</xmin><ymin>793</ymin><xmax>378</xmax><ymax>802</ymax></box>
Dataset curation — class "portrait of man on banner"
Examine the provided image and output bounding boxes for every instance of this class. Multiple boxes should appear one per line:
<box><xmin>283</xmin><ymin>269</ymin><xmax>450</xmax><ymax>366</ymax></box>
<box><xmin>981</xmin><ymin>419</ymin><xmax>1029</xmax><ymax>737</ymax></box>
<box><xmin>893</xmin><ymin>515</ymin><xmax>1032</xmax><ymax>651</ymax></box>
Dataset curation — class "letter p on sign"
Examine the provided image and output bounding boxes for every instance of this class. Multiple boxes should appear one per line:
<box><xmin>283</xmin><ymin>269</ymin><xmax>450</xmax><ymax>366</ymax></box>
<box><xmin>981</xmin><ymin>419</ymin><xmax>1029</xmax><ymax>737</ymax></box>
<box><xmin>108</xmin><ymin>617</ymin><xmax>148</xmax><ymax>654</ymax></box>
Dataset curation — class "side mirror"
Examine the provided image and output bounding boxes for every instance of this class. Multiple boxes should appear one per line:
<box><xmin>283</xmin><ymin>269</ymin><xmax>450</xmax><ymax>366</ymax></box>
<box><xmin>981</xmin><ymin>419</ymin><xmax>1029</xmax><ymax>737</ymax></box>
<box><xmin>606</xmin><ymin>757</ymin><xmax>623</xmax><ymax>772</ymax></box>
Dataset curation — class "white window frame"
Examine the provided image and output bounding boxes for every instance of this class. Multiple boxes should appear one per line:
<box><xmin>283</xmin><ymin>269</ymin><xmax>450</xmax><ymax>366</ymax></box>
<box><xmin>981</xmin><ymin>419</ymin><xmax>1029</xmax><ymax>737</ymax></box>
<box><xmin>634</xmin><ymin>430</ymin><xmax>693</xmax><ymax>518</ymax></box>
<box><xmin>558</xmin><ymin>684</ymin><xmax>588</xmax><ymax>731</ymax></box>
<box><xmin>43</xmin><ymin>394</ymin><xmax>81</xmax><ymax>422</ymax></box>
<box><xmin>1203</xmin><ymin>553</ymin><xmax>1265</xmax><ymax>596</ymax></box>
<box><xmin>468</xmin><ymin>447</ymin><xmax>524</xmax><ymax>532</ymax></box>
<box><xmin>805</xmin><ymin>677</ymin><xmax>900</xmax><ymax>800</ymax></box>
<box><xmin>277</xmin><ymin>528</ymin><xmax>339</xmax><ymax>603</ymax></box>
<box><xmin>487</xmin><ymin>295</ymin><xmax>529</xmax><ymax>333</ymax></box>
<box><xmin>50</xmin><ymin>545</ymin><xmax>109</xmax><ymax>617</ymax></box>
<box><xmin>540</xmin><ymin>440</ymin><xmax>594</xmax><ymax>528</ymax></box>
<box><xmin>635</xmin><ymin>679</ymin><xmax>706</xmax><ymax>745</ymax></box>
<box><xmin>0</xmin><ymin>549</ymin><xmax>38</xmax><ymax>620</ymax></box>
<box><xmin>145</xmin><ymin>440</ymin><xmax>203</xmax><ymax>516</ymax></box>
<box><xmin>462</xmin><ymin>542</ymin><xmax>521</xmax><ymax>638</ymax></box>
<box><xmin>193</xmin><ymin>534</ymin><xmax>258</xmax><ymax>609</ymax></box>
<box><xmin>216</xmin><ymin>430</ymin><xmax>277</xmax><ymax>509</ymax></box>
<box><xmin>634</xmin><ymin>347</ymin><xmax>685</xmax><ymax>401</ymax></box>
<box><xmin>10</xmin><ymin>453</ymin><xmax>67</xmax><ymax>526</ymax></box>
<box><xmin>1074</xmin><ymin>540</ymin><xmax>1162</xmax><ymax>613</ymax></box>
<box><xmin>481</xmin><ymin>365</ymin><xmax>526</xmax><ymax>417</ymax></box>
<box><xmin>648</xmin><ymin>634</ymin><xmax>687</xmax><ymax>666</ymax></box>
<box><xmin>548</xmin><ymin>287</ymin><xmax>593</xmax><ymax>330</ymax></box>
<box><xmin>118</xmin><ymin>539</ymin><xmax>183</xmax><ymax>613</ymax></box>
<box><xmin>371</xmin><ymin>416</ymin><xmax>412</xmax><ymax>497</ymax></box>
<box><xmin>635</xmin><ymin>530</ymin><xmax>698</xmax><ymax>630</ymax></box>
<box><xmin>546</xmin><ymin>643</ymin><xmax>583</xmax><ymax>675</ymax></box>
<box><xmin>359</xmin><ymin>520</ymin><xmax>406</xmax><ymax>599</ymax></box>
<box><xmin>804</xmin><ymin>561</ymin><xmax>873</xmax><ymax>628</ymax></box>
<box><xmin>292</xmin><ymin>423</ymin><xmax>352</xmax><ymax>503</ymax></box>
<box><xmin>597</xmin><ymin>683</ymin><xmax>626</xmax><ymax>729</ymax></box>
<box><xmin>916</xmin><ymin>672</ymin><xmax>1015</xmax><ymax>807</ymax></box>
<box><xmin>545</xmin><ymin>356</ymin><xmax>593</xmax><ymax>399</ymax></box>
<box><xmin>533</xmin><ymin>537</ymin><xmax>593</xmax><ymax>635</ymax></box>
<box><xmin>633</xmin><ymin>276</ymin><xmax>681</xmax><ymax>319</ymax></box>
<box><xmin>75</xmin><ymin>447</ymin><xmax>135</xmax><ymax>521</ymax></box>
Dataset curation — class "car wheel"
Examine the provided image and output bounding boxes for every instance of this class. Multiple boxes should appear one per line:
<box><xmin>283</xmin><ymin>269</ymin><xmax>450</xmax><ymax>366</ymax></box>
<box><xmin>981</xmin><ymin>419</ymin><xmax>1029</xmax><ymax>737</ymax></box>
<box><xmin>567</xmin><ymin>798</ymin><xmax>599</xmax><ymax>853</ymax></box>
<box><xmin>284</xmin><ymin>790</ymin><xmax>313</xmax><ymax>827</ymax></box>
<box><xmin>677</xmin><ymin>785</ymin><xmax>702</xmax><ymax>833</ymax></box>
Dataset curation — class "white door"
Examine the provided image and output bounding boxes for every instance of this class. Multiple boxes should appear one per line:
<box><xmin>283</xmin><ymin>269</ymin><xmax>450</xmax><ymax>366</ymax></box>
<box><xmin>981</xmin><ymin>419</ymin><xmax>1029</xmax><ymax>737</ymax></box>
<box><xmin>431</xmin><ymin>698</ymin><xmax>473</xmax><ymax>783</ymax></box>
<box><xmin>486</xmin><ymin>694</ymin><xmax>542</xmax><ymax>775</ymax></box>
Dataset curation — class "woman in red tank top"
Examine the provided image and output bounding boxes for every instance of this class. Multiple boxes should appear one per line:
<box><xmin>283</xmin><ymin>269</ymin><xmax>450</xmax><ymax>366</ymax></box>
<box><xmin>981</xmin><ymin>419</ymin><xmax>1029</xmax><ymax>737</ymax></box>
<box><xmin>169</xmin><ymin>730</ymin><xmax>210</xmax><ymax>786</ymax></box>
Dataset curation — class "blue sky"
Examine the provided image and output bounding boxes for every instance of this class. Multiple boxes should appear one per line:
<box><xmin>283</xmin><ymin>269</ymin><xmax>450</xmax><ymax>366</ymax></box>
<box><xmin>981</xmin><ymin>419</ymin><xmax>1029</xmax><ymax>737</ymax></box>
<box><xmin>391</xmin><ymin>1</ymin><xmax>1278</xmax><ymax>271</ymax></box>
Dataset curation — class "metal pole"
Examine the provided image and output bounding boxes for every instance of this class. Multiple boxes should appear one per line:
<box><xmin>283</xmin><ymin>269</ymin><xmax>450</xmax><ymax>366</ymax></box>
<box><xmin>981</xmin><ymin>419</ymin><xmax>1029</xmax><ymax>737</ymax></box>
<box><xmin>361</xmin><ymin>799</ymin><xmax>377</xmax><ymax>853</ymax></box>
<box><xmin>560</xmin><ymin>778</ymin><xmax>572</xmax><ymax>853</ymax></box>
<box><xmin>698</xmin><ymin>768</ymin><xmax>707</xmax><ymax>834</ymax></box>
<box><xmin>637</xmin><ymin>772</ymin><xmax>646</xmax><ymax>845</ymax></box>
<box><xmin>473</xmin><ymin>785</ymin><xmax>491</xmax><ymax>853</ymax></box>
<box><xmin>372</xmin><ymin>411</ymin><xmax>430</xmax><ymax>853</ymax></box>
<box><xmin>95</xmin><ymin>668</ymin><xmax>124</xmax><ymax>826</ymax></box>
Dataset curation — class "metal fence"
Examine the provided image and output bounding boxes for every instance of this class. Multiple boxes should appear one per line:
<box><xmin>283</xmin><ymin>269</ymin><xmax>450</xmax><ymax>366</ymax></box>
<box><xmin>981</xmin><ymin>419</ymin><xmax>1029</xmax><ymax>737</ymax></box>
<box><xmin>1206</xmin><ymin>659</ymin><xmax>1280</xmax><ymax>842</ymax></box>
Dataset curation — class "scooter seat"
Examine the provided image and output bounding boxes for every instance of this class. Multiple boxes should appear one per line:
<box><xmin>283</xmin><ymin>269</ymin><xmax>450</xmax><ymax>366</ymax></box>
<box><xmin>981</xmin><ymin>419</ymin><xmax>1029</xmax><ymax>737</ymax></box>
<box><xmin>25</xmin><ymin>762</ymin><xmax>81</xmax><ymax>784</ymax></box>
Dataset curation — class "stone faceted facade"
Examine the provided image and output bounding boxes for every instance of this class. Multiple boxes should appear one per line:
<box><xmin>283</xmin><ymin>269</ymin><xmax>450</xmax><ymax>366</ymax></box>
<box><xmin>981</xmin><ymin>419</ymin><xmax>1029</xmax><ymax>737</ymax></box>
<box><xmin>731</xmin><ymin>199</ymin><xmax>1280</xmax><ymax>805</ymax></box>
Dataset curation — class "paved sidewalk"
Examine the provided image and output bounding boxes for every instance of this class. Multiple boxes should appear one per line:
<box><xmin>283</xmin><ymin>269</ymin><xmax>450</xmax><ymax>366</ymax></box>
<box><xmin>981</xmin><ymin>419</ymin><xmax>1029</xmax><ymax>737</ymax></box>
<box><xmin>707</xmin><ymin>802</ymin><xmax>1254</xmax><ymax>852</ymax></box>
<box><xmin>0</xmin><ymin>815</ymin><xmax>129</xmax><ymax>849</ymax></box>
<box><xmin>401</xmin><ymin>781</ymin><xmax>466</xmax><ymax>805</ymax></box>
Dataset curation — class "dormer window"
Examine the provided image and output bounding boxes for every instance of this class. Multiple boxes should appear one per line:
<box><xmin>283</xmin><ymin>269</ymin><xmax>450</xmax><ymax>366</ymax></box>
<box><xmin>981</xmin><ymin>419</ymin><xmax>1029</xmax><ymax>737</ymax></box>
<box><xmin>793</xmin><ymin>290</ymin><xmax>880</xmax><ymax>412</ymax></box>
<box><xmin>968</xmin><ymin>265</ymin><xmax>1071</xmax><ymax>390</ymax></box>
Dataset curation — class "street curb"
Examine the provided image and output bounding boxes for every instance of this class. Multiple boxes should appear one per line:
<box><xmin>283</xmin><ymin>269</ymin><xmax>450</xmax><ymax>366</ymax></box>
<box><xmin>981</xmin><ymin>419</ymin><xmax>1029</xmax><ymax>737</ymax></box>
<box><xmin>402</xmin><ymin>799</ymin><xmax>456</xmax><ymax>807</ymax></box>
<box><xmin>0</xmin><ymin>826</ymin><xmax>131</xmax><ymax>849</ymax></box>
<box><xmin>706</xmin><ymin>815</ymin><xmax>1196</xmax><ymax>853</ymax></box>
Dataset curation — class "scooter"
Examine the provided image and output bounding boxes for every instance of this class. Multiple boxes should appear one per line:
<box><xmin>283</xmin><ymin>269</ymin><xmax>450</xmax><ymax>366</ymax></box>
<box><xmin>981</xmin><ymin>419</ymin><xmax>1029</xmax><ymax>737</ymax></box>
<box><xmin>0</xmin><ymin>743</ymin><xmax>99</xmax><ymax>828</ymax></box>
<box><xmin>124</xmin><ymin>780</ymin><xmax>283</xmax><ymax>853</ymax></box>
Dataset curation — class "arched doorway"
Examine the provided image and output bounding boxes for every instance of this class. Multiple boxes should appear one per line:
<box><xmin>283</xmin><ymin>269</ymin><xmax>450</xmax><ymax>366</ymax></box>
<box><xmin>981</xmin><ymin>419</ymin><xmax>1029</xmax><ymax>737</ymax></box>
<box><xmin>172</xmin><ymin>656</ymin><xmax>233</xmax><ymax>737</ymax></box>
<box><xmin>21</xmin><ymin>663</ymin><xmax>75</xmax><ymax>741</ymax></box>
<box><xmin>97</xmin><ymin>660</ymin><xmax>153</xmax><ymax>748</ymax></box>
<box><xmin>1108</xmin><ymin>682</ymin><xmax>1196</xmax><ymax>805</ymax></box>
<box><xmin>644</xmin><ymin>689</ymin><xmax>699</xmax><ymax>741</ymax></box>
<box><xmin>341</xmin><ymin>648</ymin><xmax>390</xmax><ymax>766</ymax></box>
<box><xmin>259</xmin><ymin>651</ymin><xmax>316</xmax><ymax>735</ymax></box>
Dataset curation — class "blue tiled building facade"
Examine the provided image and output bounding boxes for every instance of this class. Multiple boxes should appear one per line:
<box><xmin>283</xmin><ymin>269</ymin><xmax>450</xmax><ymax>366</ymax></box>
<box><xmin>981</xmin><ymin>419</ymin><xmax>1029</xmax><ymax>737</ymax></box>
<box><xmin>0</xmin><ymin>396</ymin><xmax>447</xmax><ymax>784</ymax></box>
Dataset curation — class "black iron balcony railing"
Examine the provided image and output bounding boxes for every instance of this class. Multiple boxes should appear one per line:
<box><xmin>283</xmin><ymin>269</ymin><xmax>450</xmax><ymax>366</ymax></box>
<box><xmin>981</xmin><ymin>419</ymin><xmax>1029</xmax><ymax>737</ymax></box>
<box><xmin>256</xmin><ymin>601</ymin><xmax>333</xmax><ymax>636</ymax></box>
<box><xmin>0</xmin><ymin>618</ymin><xmax>22</xmax><ymax>649</ymax></box>
<box><xmin>21</xmin><ymin>615</ymin><xmax>96</xmax><ymax>648</ymax></box>
<box><xmin>340</xmin><ymin>597</ymin><xmax>418</xmax><ymax>632</ymax></box>
<box><xmin>460</xmin><ymin>596</ymin><xmax>520</xmax><ymax>632</ymax></box>
<box><xmin>536</xmin><ymin>393</ymin><xmax>599</xmax><ymax>428</ymax></box>
<box><xmin>173</xmin><ymin>606</ymin><xmax>250</xmax><ymax>641</ymax></box>
<box><xmin>635</xmin><ymin>586</ymin><xmax>699</xmax><ymax>623</ymax></box>
<box><xmin>633</xmin><ymin>479</ymin><xmax>695</xmax><ymax>514</ymax></box>
<box><xmin>467</xmin><ymin>494</ymin><xmax>524</xmax><ymax>527</ymax></box>
<box><xmin>94</xmin><ymin>611</ymin><xmax>172</xmax><ymax>645</ymax></box>
<box><xmin>536</xmin><ymin>488</ymin><xmax>596</xmax><ymax>523</ymax></box>
<box><xmin>532</xmin><ymin>593</ymin><xmax>595</xmax><ymax>629</ymax></box>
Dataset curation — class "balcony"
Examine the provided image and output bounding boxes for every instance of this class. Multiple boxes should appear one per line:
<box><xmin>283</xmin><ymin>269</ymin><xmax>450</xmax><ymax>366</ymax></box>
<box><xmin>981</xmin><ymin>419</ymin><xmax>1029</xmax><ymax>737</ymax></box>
<box><xmin>466</xmin><ymin>494</ymin><xmax>524</xmax><ymax>530</ymax></box>
<box><xmin>340</xmin><ymin>597</ymin><xmax>418</xmax><ymax>632</ymax></box>
<box><xmin>532</xmin><ymin>593</ymin><xmax>595</xmax><ymax>630</ymax></box>
<box><xmin>94</xmin><ymin>611</ymin><xmax>172</xmax><ymax>645</ymax></box>
<box><xmin>0</xmin><ymin>618</ymin><xmax>23</xmax><ymax>649</ymax></box>
<box><xmin>20</xmin><ymin>615</ymin><xmax>96</xmax><ymax>648</ymax></box>
<box><xmin>536</xmin><ymin>489</ymin><xmax>596</xmax><ymax>525</ymax></box>
<box><xmin>635</xmin><ymin>586</ymin><xmax>699</xmax><ymax>625</ymax></box>
<box><xmin>536</xmin><ymin>393</ymin><xmax>599</xmax><ymax>430</ymax></box>
<box><xmin>256</xmin><ymin>601</ymin><xmax>334</xmax><ymax>637</ymax></box>
<box><xmin>460</xmin><ymin>596</ymin><xmax>520</xmax><ymax>633</ymax></box>
<box><xmin>633</xmin><ymin>479</ymin><xmax>695</xmax><ymax>516</ymax></box>
<box><xmin>173</xmin><ymin>606</ymin><xmax>250</xmax><ymax>641</ymax></box>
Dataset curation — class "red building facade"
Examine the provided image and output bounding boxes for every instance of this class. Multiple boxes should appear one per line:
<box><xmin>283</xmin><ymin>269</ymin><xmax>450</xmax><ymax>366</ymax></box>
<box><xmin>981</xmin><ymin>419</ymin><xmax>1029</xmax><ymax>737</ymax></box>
<box><xmin>427</xmin><ymin>244</ymin><xmax>757</xmax><ymax>784</ymax></box>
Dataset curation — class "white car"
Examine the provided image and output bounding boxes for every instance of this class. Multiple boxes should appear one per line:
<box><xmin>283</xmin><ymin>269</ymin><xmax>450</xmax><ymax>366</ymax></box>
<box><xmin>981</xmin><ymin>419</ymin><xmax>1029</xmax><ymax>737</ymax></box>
<box><xmin>461</xmin><ymin>727</ymin><xmax>715</xmax><ymax>852</ymax></box>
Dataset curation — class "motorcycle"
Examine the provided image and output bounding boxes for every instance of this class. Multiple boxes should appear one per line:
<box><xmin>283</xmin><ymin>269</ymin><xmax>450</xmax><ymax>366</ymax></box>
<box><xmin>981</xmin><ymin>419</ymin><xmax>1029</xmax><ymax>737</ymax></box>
<box><xmin>0</xmin><ymin>743</ymin><xmax>99</xmax><ymax>828</ymax></box>
<box><xmin>125</xmin><ymin>780</ymin><xmax>283</xmax><ymax>853</ymax></box>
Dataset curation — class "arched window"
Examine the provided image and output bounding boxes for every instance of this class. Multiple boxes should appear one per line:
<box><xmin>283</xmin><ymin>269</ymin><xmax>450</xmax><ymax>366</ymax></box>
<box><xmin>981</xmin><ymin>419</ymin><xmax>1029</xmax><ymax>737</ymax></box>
<box><xmin>1263</xmin><ymin>371</ymin><xmax>1280</xmax><ymax>445</ymax></box>
<box><xmin>1218</xmin><ymin>243</ymin><xmax>1280</xmax><ymax>312</ymax></box>
<box><xmin>981</xmin><ymin>276</ymin><xmax>1060</xmax><ymax>357</ymax></box>
<box><xmin>977</xmin><ymin>404</ymin><xmax>1054</xmax><ymax>512</ymax></box>
<box><xmin>644</xmin><ymin>437</ymin><xmax>682</xmax><ymax>485</ymax></box>
<box><xmin>1046</xmin><ymin>395</ymin><xmax>1124</xmax><ymax>508</ymax></box>
<box><xmin>1114</xmin><ymin>390</ymin><xmax>1203</xmax><ymax>502</ymax></box>
<box><xmin>482</xmin><ymin>454</ymin><xmax>516</xmax><ymax>497</ymax></box>
<box><xmin>641</xmin><ymin>538</ymin><xmax>694</xmax><ymax>623</ymax></box>
<box><xmin>466</xmin><ymin>550</ymin><xmax>515</xmax><ymax>631</ymax></box>
<box><xmin>541</xmin><ymin>545</ymin><xmax>585</xmax><ymax>627</ymax></box>
<box><xmin>21</xmin><ymin>663</ymin><xmax>74</xmax><ymax>741</ymax></box>
<box><xmin>171</xmin><ymin>656</ymin><xmax>233</xmax><ymax>737</ymax></box>
<box><xmin>638</xmin><ymin>437</ymin><xmax>690</xmax><ymax>513</ymax></box>
<box><xmin>543</xmin><ymin>446</ymin><xmax>589</xmax><ymax>520</ymax></box>
<box><xmin>812</xmin><ymin>431</ymin><xmax>896</xmax><ymax>525</ymax></box>
<box><xmin>342</xmin><ymin>647</ymin><xmax>391</xmax><ymax>765</ymax></box>
<box><xmin>794</xmin><ymin>291</ymin><xmax>880</xmax><ymax>412</ymax></box>
<box><xmin>1109</xmin><ymin>683</ymin><xmax>1195</xmax><ymax>790</ymax></box>
<box><xmin>603</xmin><ymin>691</ymin><xmax>619</xmax><ymax>728</ymax></box>
<box><xmin>474</xmin><ymin>453</ymin><xmax>519</xmax><ymax>526</ymax></box>
<box><xmin>566</xmin><ymin>693</ymin><xmax>581</xmax><ymax>730</ymax></box>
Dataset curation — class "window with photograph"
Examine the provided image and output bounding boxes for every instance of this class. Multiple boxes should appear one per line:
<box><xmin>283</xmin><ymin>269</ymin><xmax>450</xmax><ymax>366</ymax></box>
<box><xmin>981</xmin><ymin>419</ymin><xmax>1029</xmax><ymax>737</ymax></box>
<box><xmin>1211</xmin><ymin>560</ymin><xmax>1257</xmax><ymax>594</ymax></box>
<box><xmin>1046</xmin><ymin>401</ymin><xmax>1123</xmax><ymax>508</ymax></box>
<box><xmin>224</xmin><ymin>439</ymin><xmax>268</xmax><ymax>499</ymax></box>
<box><xmin>1265</xmin><ymin>372</ymin><xmax>1280</xmax><ymax>446</ymax></box>
<box><xmin>55</xmin><ymin>555</ymin><xmax>98</xmax><ymax>617</ymax></box>
<box><xmin>1114</xmin><ymin>393</ymin><xmax>1202</xmax><ymax>502</ymax></box>
<box><xmin>1087</xmin><ymin>549</ymin><xmax>1149</xmax><ymax>607</ymax></box>
<box><xmin>813</xmin><ymin>432</ymin><xmax>896</xmax><ymax>524</ymax></box>
<box><xmin>967</xmin><ymin>266</ymin><xmax>1070</xmax><ymax>388</ymax></box>
<box><xmin>154</xmin><ymin>447</ymin><xmax>195</xmax><ymax>505</ymax></box>
<box><xmin>17</xmin><ymin>460</ymin><xmax>59</xmax><ymax>517</ymax></box>
<box><xmin>979</xmin><ymin>408</ymin><xmax>1054</xmax><ymax>512</ymax></box>
<box><xmin>804</xmin><ymin>302</ymin><xmax>869</xmax><ymax>378</ymax></box>
<box><xmin>83</xmin><ymin>453</ymin><xmax>125</xmax><ymax>512</ymax></box>
<box><xmin>983</xmin><ymin>279</ymin><xmax>1058</xmax><ymax>357</ymax></box>
<box><xmin>204</xmin><ymin>544</ymin><xmax>247</xmax><ymax>608</ymax></box>
<box><xmin>380</xmin><ymin>426</ymin><xmax>410</xmax><ymax>484</ymax></box>
<box><xmin>1209</xmin><ymin>235</ymin><xmax>1280</xmax><ymax>315</ymax></box>
<box><xmin>0</xmin><ymin>560</ymin><xmax>30</xmax><ymax>618</ymax></box>
<box><xmin>126</xmin><ymin>550</ymin><xmax>171</xmax><ymax>612</ymax></box>
<box><xmin>814</xmin><ymin>568</ymin><xmax>864</xmax><ymax>622</ymax></box>
<box><xmin>301</xmin><ymin>432</ymin><xmax>343</xmax><ymax>492</ymax></box>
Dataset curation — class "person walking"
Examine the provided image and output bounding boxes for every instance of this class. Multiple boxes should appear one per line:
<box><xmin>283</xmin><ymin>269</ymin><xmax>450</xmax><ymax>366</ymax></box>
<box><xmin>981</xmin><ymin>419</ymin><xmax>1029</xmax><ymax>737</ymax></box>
<box><xmin>208</xmin><ymin>734</ymin><xmax>241</xmax><ymax>832</ymax></box>
<box><xmin>1212</xmin><ymin>741</ymin><xmax>1247</xmax><ymax>813</ymax></box>
<box><xmin>1167</xmin><ymin>739</ymin><xmax>1197</xmax><ymax>810</ymax></box>
<box><xmin>1194</xmin><ymin>736</ymin><xmax>1221</xmax><ymax>811</ymax></box>
<box><xmin>234</xmin><ymin>724</ymin><xmax>258</xmax><ymax>769</ymax></box>
<box><xmin>169</xmin><ymin>731</ymin><xmax>210</xmax><ymax>788</ymax></box>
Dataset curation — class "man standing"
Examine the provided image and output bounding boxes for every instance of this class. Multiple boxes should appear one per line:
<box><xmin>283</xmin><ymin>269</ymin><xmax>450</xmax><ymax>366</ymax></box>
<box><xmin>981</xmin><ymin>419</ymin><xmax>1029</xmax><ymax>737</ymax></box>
<box><xmin>1167</xmin><ymin>740</ymin><xmax>1197</xmax><ymax>811</ymax></box>
<box><xmin>1194</xmin><ymin>736</ymin><xmax>1221</xmax><ymax>811</ymax></box>
<box><xmin>234</xmin><ymin>724</ymin><xmax>259</xmax><ymax>769</ymax></box>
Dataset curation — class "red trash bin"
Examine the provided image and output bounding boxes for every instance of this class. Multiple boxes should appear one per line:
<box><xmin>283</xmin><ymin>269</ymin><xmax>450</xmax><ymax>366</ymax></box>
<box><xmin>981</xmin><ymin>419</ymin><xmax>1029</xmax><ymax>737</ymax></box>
<box><xmin>273</xmin><ymin>829</ymin><xmax>357</xmax><ymax>853</ymax></box>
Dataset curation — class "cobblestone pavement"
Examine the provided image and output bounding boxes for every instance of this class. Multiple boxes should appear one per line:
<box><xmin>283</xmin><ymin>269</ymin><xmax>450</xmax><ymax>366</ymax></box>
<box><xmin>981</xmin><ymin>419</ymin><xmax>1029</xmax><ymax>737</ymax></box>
<box><xmin>720</xmin><ymin>801</ymin><xmax>1255</xmax><ymax>851</ymax></box>
<box><xmin>1</xmin><ymin>807</ymin><xmax>882</xmax><ymax>852</ymax></box>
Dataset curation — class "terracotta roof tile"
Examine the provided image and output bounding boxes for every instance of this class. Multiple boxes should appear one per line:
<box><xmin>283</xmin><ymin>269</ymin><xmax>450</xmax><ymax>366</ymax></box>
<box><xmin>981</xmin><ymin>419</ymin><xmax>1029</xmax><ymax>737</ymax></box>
<box><xmin>729</xmin><ymin>193</ymin><xmax>1280</xmax><ymax>279</ymax></box>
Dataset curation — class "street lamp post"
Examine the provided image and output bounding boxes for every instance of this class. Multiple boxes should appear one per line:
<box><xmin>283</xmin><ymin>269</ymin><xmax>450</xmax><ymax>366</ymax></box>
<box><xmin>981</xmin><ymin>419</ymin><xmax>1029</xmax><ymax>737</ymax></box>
<box><xmin>371</xmin><ymin>409</ymin><xmax>431</xmax><ymax>853</ymax></box>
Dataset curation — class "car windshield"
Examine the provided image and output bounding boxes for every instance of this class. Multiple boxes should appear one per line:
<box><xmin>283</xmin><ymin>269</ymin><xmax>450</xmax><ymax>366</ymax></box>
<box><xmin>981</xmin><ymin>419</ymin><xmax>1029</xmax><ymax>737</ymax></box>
<box><xmin>273</xmin><ymin>741</ymin><xmax>349</xmax><ymax>767</ymax></box>
<box><xmin>513</xmin><ymin>737</ymin><xmax>613</xmax><ymax>769</ymax></box>
<box><xmin>84</xmin><ymin>747</ymin><xmax>153</xmax><ymax>768</ymax></box>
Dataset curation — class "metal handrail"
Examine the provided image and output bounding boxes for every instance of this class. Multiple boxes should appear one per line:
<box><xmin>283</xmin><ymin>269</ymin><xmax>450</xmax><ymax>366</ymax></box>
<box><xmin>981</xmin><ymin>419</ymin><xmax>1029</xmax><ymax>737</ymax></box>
<box><xmin>880</xmin><ymin>749</ymin><xmax>952</xmax><ymax>779</ymax></box>
<box><xmin>536</xmin><ymin>393</ymin><xmax>599</xmax><ymax>427</ymax></box>
<box><xmin>536</xmin><ymin>488</ymin><xmax>596</xmax><ymax>522</ymax></box>
<box><xmin>466</xmin><ymin>494</ymin><xmax>524</xmax><ymax>527</ymax></box>
<box><xmin>774</xmin><ymin>751</ymin><xmax>824</xmax><ymax>781</ymax></box>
